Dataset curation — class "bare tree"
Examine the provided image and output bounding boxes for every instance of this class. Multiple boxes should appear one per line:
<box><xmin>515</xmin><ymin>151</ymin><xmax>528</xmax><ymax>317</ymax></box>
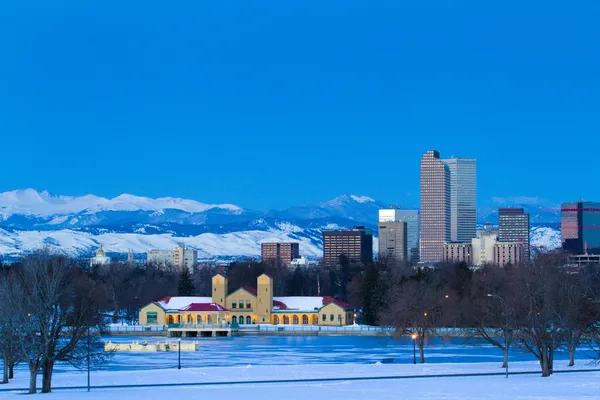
<box><xmin>511</xmin><ymin>254</ymin><xmax>567</xmax><ymax>377</ymax></box>
<box><xmin>10</xmin><ymin>252</ymin><xmax>107</xmax><ymax>393</ymax></box>
<box><xmin>382</xmin><ymin>278</ymin><xmax>448</xmax><ymax>363</ymax></box>
<box><xmin>466</xmin><ymin>265</ymin><xmax>514</xmax><ymax>369</ymax></box>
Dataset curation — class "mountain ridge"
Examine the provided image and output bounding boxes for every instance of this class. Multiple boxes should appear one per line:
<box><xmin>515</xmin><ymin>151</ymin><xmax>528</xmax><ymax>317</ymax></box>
<box><xmin>0</xmin><ymin>189</ymin><xmax>563</xmax><ymax>259</ymax></box>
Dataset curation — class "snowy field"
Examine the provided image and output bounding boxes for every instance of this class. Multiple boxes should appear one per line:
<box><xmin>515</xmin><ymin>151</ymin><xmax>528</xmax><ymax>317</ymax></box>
<box><xmin>1</xmin><ymin>362</ymin><xmax>599</xmax><ymax>399</ymax></box>
<box><xmin>2</xmin><ymin>336</ymin><xmax>598</xmax><ymax>398</ymax></box>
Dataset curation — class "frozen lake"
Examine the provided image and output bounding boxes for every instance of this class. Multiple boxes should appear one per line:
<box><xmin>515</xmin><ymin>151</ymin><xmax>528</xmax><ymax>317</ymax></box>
<box><xmin>77</xmin><ymin>335</ymin><xmax>596</xmax><ymax>372</ymax></box>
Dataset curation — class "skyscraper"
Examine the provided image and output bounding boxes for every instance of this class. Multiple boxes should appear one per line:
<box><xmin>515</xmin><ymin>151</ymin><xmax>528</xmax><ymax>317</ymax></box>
<box><xmin>395</xmin><ymin>209</ymin><xmax>420</xmax><ymax>263</ymax></box>
<box><xmin>498</xmin><ymin>208</ymin><xmax>530</xmax><ymax>262</ymax></box>
<box><xmin>378</xmin><ymin>209</ymin><xmax>408</xmax><ymax>264</ymax></box>
<box><xmin>561</xmin><ymin>201</ymin><xmax>600</xmax><ymax>254</ymax></box>
<box><xmin>442</xmin><ymin>158</ymin><xmax>477</xmax><ymax>243</ymax></box>
<box><xmin>322</xmin><ymin>226</ymin><xmax>373</xmax><ymax>267</ymax></box>
<box><xmin>420</xmin><ymin>150</ymin><xmax>450</xmax><ymax>262</ymax></box>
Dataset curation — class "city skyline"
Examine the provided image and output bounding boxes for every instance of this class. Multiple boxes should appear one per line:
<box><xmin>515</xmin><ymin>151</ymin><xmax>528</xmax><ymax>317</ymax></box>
<box><xmin>2</xmin><ymin>2</ymin><xmax>600</xmax><ymax>209</ymax></box>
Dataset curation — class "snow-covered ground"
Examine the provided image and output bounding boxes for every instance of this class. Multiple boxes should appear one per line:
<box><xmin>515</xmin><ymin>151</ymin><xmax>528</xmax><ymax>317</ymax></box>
<box><xmin>1</xmin><ymin>336</ymin><xmax>597</xmax><ymax>398</ymax></box>
<box><xmin>1</xmin><ymin>361</ymin><xmax>598</xmax><ymax>399</ymax></box>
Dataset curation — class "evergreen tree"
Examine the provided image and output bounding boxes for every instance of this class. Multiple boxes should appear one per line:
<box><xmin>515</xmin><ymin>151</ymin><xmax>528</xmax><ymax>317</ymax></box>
<box><xmin>177</xmin><ymin>268</ymin><xmax>195</xmax><ymax>296</ymax></box>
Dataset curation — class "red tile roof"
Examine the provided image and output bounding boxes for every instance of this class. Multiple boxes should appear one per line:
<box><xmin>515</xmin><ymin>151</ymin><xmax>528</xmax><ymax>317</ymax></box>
<box><xmin>179</xmin><ymin>303</ymin><xmax>229</xmax><ymax>312</ymax></box>
<box><xmin>322</xmin><ymin>296</ymin><xmax>353</xmax><ymax>310</ymax></box>
<box><xmin>241</xmin><ymin>286</ymin><xmax>257</xmax><ymax>296</ymax></box>
<box><xmin>272</xmin><ymin>300</ymin><xmax>288</xmax><ymax>310</ymax></box>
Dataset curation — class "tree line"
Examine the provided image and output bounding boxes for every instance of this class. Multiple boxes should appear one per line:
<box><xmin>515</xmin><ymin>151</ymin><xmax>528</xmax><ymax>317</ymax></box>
<box><xmin>2</xmin><ymin>249</ymin><xmax>600</xmax><ymax>392</ymax></box>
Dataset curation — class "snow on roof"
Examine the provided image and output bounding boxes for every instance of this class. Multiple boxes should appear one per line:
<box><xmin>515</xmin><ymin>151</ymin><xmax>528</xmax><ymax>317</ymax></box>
<box><xmin>157</xmin><ymin>296</ymin><xmax>212</xmax><ymax>311</ymax></box>
<box><xmin>179</xmin><ymin>303</ymin><xmax>228</xmax><ymax>312</ymax></box>
<box><xmin>273</xmin><ymin>296</ymin><xmax>325</xmax><ymax>312</ymax></box>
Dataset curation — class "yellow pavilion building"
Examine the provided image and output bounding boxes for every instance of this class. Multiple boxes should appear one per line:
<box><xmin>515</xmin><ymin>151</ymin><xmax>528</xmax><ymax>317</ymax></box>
<box><xmin>139</xmin><ymin>273</ymin><xmax>355</xmax><ymax>327</ymax></box>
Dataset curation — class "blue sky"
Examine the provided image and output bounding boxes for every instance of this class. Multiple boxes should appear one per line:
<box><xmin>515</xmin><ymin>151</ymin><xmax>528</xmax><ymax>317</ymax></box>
<box><xmin>1</xmin><ymin>1</ymin><xmax>599</xmax><ymax>210</ymax></box>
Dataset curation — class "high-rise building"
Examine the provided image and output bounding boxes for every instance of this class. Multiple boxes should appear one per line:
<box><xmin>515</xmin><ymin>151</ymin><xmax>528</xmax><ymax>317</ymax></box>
<box><xmin>261</xmin><ymin>242</ymin><xmax>300</xmax><ymax>267</ymax></box>
<box><xmin>561</xmin><ymin>201</ymin><xmax>600</xmax><ymax>254</ymax></box>
<box><xmin>147</xmin><ymin>244</ymin><xmax>198</xmax><ymax>271</ymax></box>
<box><xmin>394</xmin><ymin>209</ymin><xmax>420</xmax><ymax>263</ymax></box>
<box><xmin>322</xmin><ymin>226</ymin><xmax>373</xmax><ymax>267</ymax></box>
<box><xmin>498</xmin><ymin>208</ymin><xmax>530</xmax><ymax>262</ymax></box>
<box><xmin>378</xmin><ymin>209</ymin><xmax>408</xmax><ymax>264</ymax></box>
<box><xmin>442</xmin><ymin>158</ymin><xmax>477</xmax><ymax>243</ymax></box>
<box><xmin>420</xmin><ymin>150</ymin><xmax>451</xmax><ymax>262</ymax></box>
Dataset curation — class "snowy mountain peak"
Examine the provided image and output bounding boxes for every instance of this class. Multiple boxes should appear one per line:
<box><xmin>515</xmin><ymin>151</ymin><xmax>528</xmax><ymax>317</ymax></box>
<box><xmin>0</xmin><ymin>189</ymin><xmax>244</xmax><ymax>217</ymax></box>
<box><xmin>350</xmin><ymin>195</ymin><xmax>375</xmax><ymax>203</ymax></box>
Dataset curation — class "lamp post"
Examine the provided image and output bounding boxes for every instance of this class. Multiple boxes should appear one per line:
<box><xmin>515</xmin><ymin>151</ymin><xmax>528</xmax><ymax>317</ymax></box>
<box><xmin>411</xmin><ymin>333</ymin><xmax>417</xmax><ymax>364</ymax></box>
<box><xmin>487</xmin><ymin>293</ymin><xmax>509</xmax><ymax>378</ymax></box>
<box><xmin>87</xmin><ymin>328</ymin><xmax>90</xmax><ymax>392</ymax></box>
<box><xmin>178</xmin><ymin>338</ymin><xmax>182</xmax><ymax>370</ymax></box>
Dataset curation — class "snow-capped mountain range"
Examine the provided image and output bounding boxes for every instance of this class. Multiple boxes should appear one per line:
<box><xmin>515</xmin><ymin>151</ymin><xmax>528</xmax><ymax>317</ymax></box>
<box><xmin>0</xmin><ymin>189</ymin><xmax>562</xmax><ymax>260</ymax></box>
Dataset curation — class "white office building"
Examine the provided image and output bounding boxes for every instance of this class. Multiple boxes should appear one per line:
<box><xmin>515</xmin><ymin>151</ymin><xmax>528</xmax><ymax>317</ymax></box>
<box><xmin>147</xmin><ymin>244</ymin><xmax>198</xmax><ymax>271</ymax></box>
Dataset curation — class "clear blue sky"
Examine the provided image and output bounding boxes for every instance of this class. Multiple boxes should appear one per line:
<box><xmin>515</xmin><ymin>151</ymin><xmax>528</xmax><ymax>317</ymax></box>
<box><xmin>1</xmin><ymin>1</ymin><xmax>599</xmax><ymax>210</ymax></box>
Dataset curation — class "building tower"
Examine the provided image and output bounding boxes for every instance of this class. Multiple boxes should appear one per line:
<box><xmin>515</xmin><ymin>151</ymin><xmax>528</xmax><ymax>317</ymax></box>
<box><xmin>212</xmin><ymin>273</ymin><xmax>228</xmax><ymax>307</ymax></box>
<box><xmin>257</xmin><ymin>273</ymin><xmax>273</xmax><ymax>324</ymax></box>
<box><xmin>442</xmin><ymin>158</ymin><xmax>477</xmax><ymax>243</ymax></box>
<box><xmin>322</xmin><ymin>226</ymin><xmax>373</xmax><ymax>267</ymax></box>
<box><xmin>420</xmin><ymin>150</ymin><xmax>451</xmax><ymax>262</ymax></box>
<box><xmin>561</xmin><ymin>201</ymin><xmax>600</xmax><ymax>254</ymax></box>
<box><xmin>498</xmin><ymin>208</ymin><xmax>530</xmax><ymax>262</ymax></box>
<box><xmin>378</xmin><ymin>209</ymin><xmax>408</xmax><ymax>264</ymax></box>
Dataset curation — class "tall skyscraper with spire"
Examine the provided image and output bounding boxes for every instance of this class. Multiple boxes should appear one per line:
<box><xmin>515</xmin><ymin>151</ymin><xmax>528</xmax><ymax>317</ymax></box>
<box><xmin>442</xmin><ymin>158</ymin><xmax>477</xmax><ymax>243</ymax></box>
<box><xmin>420</xmin><ymin>150</ymin><xmax>451</xmax><ymax>262</ymax></box>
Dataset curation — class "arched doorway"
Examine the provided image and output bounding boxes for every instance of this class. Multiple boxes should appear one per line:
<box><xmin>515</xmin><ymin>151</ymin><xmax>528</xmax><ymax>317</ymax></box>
<box><xmin>312</xmin><ymin>315</ymin><xmax>318</xmax><ymax>325</ymax></box>
<box><xmin>246</xmin><ymin>316</ymin><xmax>252</xmax><ymax>324</ymax></box>
<box><xmin>207</xmin><ymin>315</ymin><xmax>212</xmax><ymax>324</ymax></box>
<box><xmin>283</xmin><ymin>315</ymin><xmax>290</xmax><ymax>324</ymax></box>
<box><xmin>302</xmin><ymin>315</ymin><xmax>309</xmax><ymax>325</ymax></box>
<box><xmin>187</xmin><ymin>315</ymin><xmax>193</xmax><ymax>324</ymax></box>
<box><xmin>293</xmin><ymin>315</ymin><xmax>299</xmax><ymax>325</ymax></box>
<box><xmin>196</xmin><ymin>315</ymin><xmax>203</xmax><ymax>324</ymax></box>
<box><xmin>273</xmin><ymin>315</ymin><xmax>280</xmax><ymax>325</ymax></box>
<box><xmin>232</xmin><ymin>316</ymin><xmax>237</xmax><ymax>324</ymax></box>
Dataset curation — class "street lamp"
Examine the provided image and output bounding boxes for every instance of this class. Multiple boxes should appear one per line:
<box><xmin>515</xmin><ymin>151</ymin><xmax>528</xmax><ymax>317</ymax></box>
<box><xmin>411</xmin><ymin>333</ymin><xmax>417</xmax><ymax>364</ymax></box>
<box><xmin>487</xmin><ymin>293</ymin><xmax>509</xmax><ymax>379</ymax></box>
<box><xmin>177</xmin><ymin>338</ymin><xmax>182</xmax><ymax>370</ymax></box>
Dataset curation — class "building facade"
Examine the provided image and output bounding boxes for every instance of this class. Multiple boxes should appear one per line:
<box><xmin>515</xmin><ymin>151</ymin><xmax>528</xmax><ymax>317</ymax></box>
<box><xmin>498</xmin><ymin>208</ymin><xmax>530</xmax><ymax>262</ymax></box>
<box><xmin>90</xmin><ymin>245</ymin><xmax>111</xmax><ymax>267</ymax></box>
<box><xmin>322</xmin><ymin>226</ymin><xmax>373</xmax><ymax>267</ymax></box>
<box><xmin>493</xmin><ymin>243</ymin><xmax>525</xmax><ymax>266</ymax></box>
<box><xmin>139</xmin><ymin>273</ymin><xmax>355</xmax><ymax>327</ymax></box>
<box><xmin>442</xmin><ymin>158</ymin><xmax>477</xmax><ymax>243</ymax></box>
<box><xmin>261</xmin><ymin>242</ymin><xmax>300</xmax><ymax>267</ymax></box>
<box><xmin>147</xmin><ymin>245</ymin><xmax>198</xmax><ymax>271</ymax></box>
<box><xmin>420</xmin><ymin>150</ymin><xmax>451</xmax><ymax>262</ymax></box>
<box><xmin>472</xmin><ymin>230</ymin><xmax>497</xmax><ymax>266</ymax></box>
<box><xmin>443</xmin><ymin>243</ymin><xmax>472</xmax><ymax>264</ymax></box>
<box><xmin>562</xmin><ymin>201</ymin><xmax>600</xmax><ymax>255</ymax></box>
<box><xmin>378</xmin><ymin>209</ymin><xmax>408</xmax><ymax>264</ymax></box>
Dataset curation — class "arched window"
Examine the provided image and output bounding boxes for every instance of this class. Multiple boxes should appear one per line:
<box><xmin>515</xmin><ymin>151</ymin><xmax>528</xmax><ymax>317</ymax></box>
<box><xmin>187</xmin><ymin>315</ymin><xmax>193</xmax><ymax>324</ymax></box>
<box><xmin>273</xmin><ymin>315</ymin><xmax>280</xmax><ymax>325</ymax></box>
<box><xmin>293</xmin><ymin>315</ymin><xmax>299</xmax><ymax>325</ymax></box>
<box><xmin>167</xmin><ymin>315</ymin><xmax>175</xmax><ymax>325</ymax></box>
<box><xmin>246</xmin><ymin>316</ymin><xmax>252</xmax><ymax>324</ymax></box>
<box><xmin>302</xmin><ymin>315</ymin><xmax>309</xmax><ymax>325</ymax></box>
<box><xmin>207</xmin><ymin>315</ymin><xmax>212</xmax><ymax>324</ymax></box>
<box><xmin>312</xmin><ymin>315</ymin><xmax>319</xmax><ymax>325</ymax></box>
<box><xmin>283</xmin><ymin>315</ymin><xmax>290</xmax><ymax>324</ymax></box>
<box><xmin>197</xmin><ymin>315</ymin><xmax>203</xmax><ymax>324</ymax></box>
<box><xmin>232</xmin><ymin>316</ymin><xmax>237</xmax><ymax>324</ymax></box>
